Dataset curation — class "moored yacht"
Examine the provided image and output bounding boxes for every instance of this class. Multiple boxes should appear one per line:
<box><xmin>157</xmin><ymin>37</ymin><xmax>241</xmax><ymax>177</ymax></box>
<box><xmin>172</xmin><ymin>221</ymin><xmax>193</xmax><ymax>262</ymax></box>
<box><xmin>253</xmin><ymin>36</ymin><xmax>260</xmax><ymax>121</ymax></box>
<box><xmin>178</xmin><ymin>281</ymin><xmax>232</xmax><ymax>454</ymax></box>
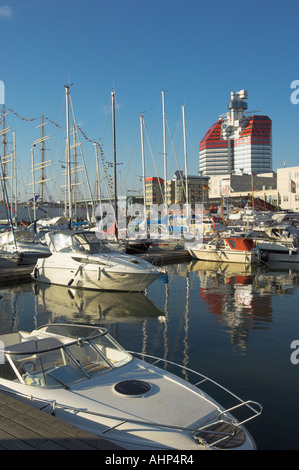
<box><xmin>0</xmin><ymin>251</ymin><xmax>21</xmax><ymax>269</ymax></box>
<box><xmin>32</xmin><ymin>230</ymin><xmax>164</xmax><ymax>292</ymax></box>
<box><xmin>188</xmin><ymin>236</ymin><xmax>260</xmax><ymax>264</ymax></box>
<box><xmin>245</xmin><ymin>228</ymin><xmax>299</xmax><ymax>263</ymax></box>
<box><xmin>0</xmin><ymin>229</ymin><xmax>51</xmax><ymax>265</ymax></box>
<box><xmin>0</xmin><ymin>323</ymin><xmax>262</xmax><ymax>450</ymax></box>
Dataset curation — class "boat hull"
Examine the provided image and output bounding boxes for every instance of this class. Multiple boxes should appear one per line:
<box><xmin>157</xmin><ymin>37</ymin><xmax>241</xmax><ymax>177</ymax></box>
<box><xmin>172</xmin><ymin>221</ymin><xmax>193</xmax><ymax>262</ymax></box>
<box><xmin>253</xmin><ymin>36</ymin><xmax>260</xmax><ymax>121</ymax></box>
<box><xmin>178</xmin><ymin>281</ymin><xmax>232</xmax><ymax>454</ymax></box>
<box><xmin>32</xmin><ymin>253</ymin><xmax>163</xmax><ymax>292</ymax></box>
<box><xmin>0</xmin><ymin>324</ymin><xmax>261</xmax><ymax>450</ymax></box>
<box><xmin>0</xmin><ymin>358</ymin><xmax>257</xmax><ymax>451</ymax></box>
<box><xmin>0</xmin><ymin>253</ymin><xmax>20</xmax><ymax>269</ymax></box>
<box><xmin>188</xmin><ymin>247</ymin><xmax>258</xmax><ymax>264</ymax></box>
<box><xmin>255</xmin><ymin>242</ymin><xmax>299</xmax><ymax>263</ymax></box>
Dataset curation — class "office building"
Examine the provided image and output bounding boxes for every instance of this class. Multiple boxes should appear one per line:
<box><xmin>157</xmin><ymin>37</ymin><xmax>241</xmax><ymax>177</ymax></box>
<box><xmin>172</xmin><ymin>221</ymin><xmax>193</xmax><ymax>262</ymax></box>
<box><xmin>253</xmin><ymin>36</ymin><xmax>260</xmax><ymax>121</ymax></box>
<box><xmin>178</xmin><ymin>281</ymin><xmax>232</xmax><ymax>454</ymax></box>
<box><xmin>199</xmin><ymin>90</ymin><xmax>272</xmax><ymax>176</ymax></box>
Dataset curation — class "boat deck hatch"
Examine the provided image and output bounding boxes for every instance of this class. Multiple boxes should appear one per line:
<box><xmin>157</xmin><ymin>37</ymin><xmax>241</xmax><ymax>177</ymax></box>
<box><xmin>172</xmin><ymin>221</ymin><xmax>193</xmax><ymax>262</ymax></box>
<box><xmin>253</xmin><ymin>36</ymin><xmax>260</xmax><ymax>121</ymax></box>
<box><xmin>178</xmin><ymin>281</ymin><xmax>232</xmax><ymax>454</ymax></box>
<box><xmin>114</xmin><ymin>380</ymin><xmax>151</xmax><ymax>396</ymax></box>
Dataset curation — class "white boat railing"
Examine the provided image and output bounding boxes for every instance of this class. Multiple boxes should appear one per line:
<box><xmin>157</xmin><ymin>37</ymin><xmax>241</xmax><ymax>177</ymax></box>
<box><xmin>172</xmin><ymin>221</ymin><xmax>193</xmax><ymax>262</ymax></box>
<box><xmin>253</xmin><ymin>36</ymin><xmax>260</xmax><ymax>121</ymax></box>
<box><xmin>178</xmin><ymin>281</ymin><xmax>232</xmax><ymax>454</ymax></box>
<box><xmin>129</xmin><ymin>351</ymin><xmax>263</xmax><ymax>427</ymax></box>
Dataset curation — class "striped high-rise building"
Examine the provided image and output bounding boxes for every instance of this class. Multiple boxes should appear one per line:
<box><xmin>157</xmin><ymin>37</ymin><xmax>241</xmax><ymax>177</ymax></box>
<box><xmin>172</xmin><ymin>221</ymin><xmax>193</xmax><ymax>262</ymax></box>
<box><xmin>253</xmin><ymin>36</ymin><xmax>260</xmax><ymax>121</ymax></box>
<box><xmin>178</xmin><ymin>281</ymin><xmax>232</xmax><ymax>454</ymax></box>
<box><xmin>199</xmin><ymin>90</ymin><xmax>272</xmax><ymax>176</ymax></box>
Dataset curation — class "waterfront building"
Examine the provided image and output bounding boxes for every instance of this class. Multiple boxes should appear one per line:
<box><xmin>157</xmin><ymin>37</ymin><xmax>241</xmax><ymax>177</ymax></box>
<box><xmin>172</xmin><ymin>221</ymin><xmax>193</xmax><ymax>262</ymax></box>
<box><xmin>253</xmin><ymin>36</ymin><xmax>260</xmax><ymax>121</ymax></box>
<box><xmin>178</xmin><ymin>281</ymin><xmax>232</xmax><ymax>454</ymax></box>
<box><xmin>144</xmin><ymin>172</ymin><xmax>210</xmax><ymax>210</ymax></box>
<box><xmin>199</xmin><ymin>90</ymin><xmax>272</xmax><ymax>176</ymax></box>
<box><xmin>209</xmin><ymin>172</ymin><xmax>277</xmax><ymax>199</ymax></box>
<box><xmin>173</xmin><ymin>171</ymin><xmax>210</xmax><ymax>206</ymax></box>
<box><xmin>277</xmin><ymin>166</ymin><xmax>299</xmax><ymax>211</ymax></box>
<box><xmin>208</xmin><ymin>165</ymin><xmax>299</xmax><ymax>212</ymax></box>
<box><xmin>145</xmin><ymin>177</ymin><xmax>164</xmax><ymax>211</ymax></box>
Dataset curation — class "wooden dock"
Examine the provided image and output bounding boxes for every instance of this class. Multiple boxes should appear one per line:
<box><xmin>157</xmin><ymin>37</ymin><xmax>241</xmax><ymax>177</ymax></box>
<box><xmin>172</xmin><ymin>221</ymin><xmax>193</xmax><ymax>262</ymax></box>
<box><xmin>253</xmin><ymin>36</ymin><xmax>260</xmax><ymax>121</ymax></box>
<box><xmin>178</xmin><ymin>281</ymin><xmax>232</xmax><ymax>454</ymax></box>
<box><xmin>0</xmin><ymin>392</ymin><xmax>122</xmax><ymax>450</ymax></box>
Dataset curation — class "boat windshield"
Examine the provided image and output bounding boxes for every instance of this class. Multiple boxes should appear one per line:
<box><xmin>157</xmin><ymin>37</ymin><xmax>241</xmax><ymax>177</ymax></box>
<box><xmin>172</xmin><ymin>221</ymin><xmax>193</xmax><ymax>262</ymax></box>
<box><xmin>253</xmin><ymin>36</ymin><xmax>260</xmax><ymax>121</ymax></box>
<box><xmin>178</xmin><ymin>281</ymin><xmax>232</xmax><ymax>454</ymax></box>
<box><xmin>46</xmin><ymin>231</ymin><xmax>116</xmax><ymax>254</ymax></box>
<box><xmin>1</xmin><ymin>324</ymin><xmax>132</xmax><ymax>388</ymax></box>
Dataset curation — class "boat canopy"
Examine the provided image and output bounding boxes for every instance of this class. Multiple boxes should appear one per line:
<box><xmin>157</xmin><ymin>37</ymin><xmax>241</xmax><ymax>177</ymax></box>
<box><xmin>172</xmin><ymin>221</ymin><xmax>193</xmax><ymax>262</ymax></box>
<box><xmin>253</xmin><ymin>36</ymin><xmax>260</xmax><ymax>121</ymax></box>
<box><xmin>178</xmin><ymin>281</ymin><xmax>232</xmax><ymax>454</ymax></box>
<box><xmin>45</xmin><ymin>230</ymin><xmax>116</xmax><ymax>254</ymax></box>
<box><xmin>5</xmin><ymin>337</ymin><xmax>67</xmax><ymax>355</ymax></box>
<box><xmin>0</xmin><ymin>230</ymin><xmax>35</xmax><ymax>245</ymax></box>
<box><xmin>1</xmin><ymin>324</ymin><xmax>132</xmax><ymax>388</ymax></box>
<box><xmin>224</xmin><ymin>237</ymin><xmax>255</xmax><ymax>251</ymax></box>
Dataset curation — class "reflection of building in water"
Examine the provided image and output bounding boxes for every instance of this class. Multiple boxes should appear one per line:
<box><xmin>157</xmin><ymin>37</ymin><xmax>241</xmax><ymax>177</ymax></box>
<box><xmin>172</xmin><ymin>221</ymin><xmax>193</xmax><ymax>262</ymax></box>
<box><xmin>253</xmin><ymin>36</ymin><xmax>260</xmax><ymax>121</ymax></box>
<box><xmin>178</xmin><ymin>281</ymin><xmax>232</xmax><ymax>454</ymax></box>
<box><xmin>188</xmin><ymin>261</ymin><xmax>297</xmax><ymax>350</ymax></box>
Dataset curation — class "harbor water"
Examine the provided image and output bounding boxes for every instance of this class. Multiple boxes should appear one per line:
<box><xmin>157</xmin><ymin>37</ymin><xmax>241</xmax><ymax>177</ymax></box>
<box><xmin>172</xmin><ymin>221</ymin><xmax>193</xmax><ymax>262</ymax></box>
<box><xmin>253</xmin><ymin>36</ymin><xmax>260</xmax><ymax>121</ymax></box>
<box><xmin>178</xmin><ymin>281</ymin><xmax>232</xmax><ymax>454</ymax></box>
<box><xmin>0</xmin><ymin>259</ymin><xmax>298</xmax><ymax>450</ymax></box>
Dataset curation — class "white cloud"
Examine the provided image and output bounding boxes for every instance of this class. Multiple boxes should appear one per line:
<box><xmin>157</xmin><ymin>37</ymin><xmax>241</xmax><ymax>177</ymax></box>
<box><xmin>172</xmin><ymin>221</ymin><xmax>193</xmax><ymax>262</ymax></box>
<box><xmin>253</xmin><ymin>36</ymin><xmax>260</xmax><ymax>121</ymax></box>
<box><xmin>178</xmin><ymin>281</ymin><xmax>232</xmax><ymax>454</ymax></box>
<box><xmin>0</xmin><ymin>5</ymin><xmax>13</xmax><ymax>19</ymax></box>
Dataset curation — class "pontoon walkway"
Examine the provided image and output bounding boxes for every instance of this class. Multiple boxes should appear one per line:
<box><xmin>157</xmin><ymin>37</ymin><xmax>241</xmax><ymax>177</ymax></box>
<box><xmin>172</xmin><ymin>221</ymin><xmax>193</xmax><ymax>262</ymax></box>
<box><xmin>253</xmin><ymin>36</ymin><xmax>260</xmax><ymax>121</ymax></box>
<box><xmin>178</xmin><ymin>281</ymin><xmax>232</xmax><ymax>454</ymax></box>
<box><xmin>0</xmin><ymin>392</ymin><xmax>122</xmax><ymax>450</ymax></box>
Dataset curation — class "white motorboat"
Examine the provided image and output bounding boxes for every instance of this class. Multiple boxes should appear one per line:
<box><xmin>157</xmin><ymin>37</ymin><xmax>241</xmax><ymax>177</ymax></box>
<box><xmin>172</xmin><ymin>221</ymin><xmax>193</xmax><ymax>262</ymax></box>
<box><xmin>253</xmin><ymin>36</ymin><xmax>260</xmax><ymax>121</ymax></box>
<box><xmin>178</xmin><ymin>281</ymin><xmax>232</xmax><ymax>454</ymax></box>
<box><xmin>188</xmin><ymin>236</ymin><xmax>260</xmax><ymax>264</ymax></box>
<box><xmin>0</xmin><ymin>323</ymin><xmax>262</xmax><ymax>450</ymax></box>
<box><xmin>0</xmin><ymin>229</ymin><xmax>51</xmax><ymax>265</ymax></box>
<box><xmin>32</xmin><ymin>230</ymin><xmax>164</xmax><ymax>292</ymax></box>
<box><xmin>147</xmin><ymin>238</ymin><xmax>184</xmax><ymax>253</ymax></box>
<box><xmin>246</xmin><ymin>229</ymin><xmax>299</xmax><ymax>263</ymax></box>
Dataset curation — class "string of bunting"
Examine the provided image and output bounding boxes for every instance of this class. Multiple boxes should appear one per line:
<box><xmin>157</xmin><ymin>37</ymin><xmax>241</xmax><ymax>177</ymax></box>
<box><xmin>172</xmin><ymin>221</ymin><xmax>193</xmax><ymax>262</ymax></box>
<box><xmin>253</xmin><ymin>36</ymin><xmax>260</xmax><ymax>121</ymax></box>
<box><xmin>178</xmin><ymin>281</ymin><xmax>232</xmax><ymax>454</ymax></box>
<box><xmin>5</xmin><ymin>108</ymin><xmax>114</xmax><ymax>195</ymax></box>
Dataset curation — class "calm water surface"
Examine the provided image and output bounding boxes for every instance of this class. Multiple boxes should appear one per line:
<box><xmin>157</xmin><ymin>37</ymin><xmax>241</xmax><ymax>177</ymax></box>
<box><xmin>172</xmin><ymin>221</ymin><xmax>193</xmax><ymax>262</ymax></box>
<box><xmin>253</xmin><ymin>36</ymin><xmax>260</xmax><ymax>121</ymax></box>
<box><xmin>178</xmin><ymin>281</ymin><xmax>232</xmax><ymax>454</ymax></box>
<box><xmin>0</xmin><ymin>259</ymin><xmax>298</xmax><ymax>450</ymax></box>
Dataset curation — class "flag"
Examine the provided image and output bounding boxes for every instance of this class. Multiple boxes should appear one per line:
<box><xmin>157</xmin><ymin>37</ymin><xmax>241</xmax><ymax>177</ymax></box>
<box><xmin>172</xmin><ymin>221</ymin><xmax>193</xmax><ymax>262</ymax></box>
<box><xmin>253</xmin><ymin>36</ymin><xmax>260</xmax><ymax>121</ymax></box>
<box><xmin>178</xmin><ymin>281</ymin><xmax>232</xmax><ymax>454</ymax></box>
<box><xmin>28</xmin><ymin>195</ymin><xmax>40</xmax><ymax>202</ymax></box>
<box><xmin>291</xmin><ymin>180</ymin><xmax>296</xmax><ymax>193</ymax></box>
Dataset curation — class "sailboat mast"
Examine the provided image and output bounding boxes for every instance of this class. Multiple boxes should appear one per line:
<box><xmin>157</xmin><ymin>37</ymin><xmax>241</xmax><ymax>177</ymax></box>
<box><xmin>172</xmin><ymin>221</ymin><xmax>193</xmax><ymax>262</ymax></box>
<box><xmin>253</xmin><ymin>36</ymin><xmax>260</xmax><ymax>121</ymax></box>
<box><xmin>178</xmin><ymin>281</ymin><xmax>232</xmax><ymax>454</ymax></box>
<box><xmin>162</xmin><ymin>91</ymin><xmax>167</xmax><ymax>204</ymax></box>
<box><xmin>139</xmin><ymin>114</ymin><xmax>146</xmax><ymax>207</ymax></box>
<box><xmin>0</xmin><ymin>151</ymin><xmax>17</xmax><ymax>249</ymax></box>
<box><xmin>111</xmin><ymin>90</ymin><xmax>118</xmax><ymax>228</ymax></box>
<box><xmin>94</xmin><ymin>143</ymin><xmax>102</xmax><ymax>205</ymax></box>
<box><xmin>65</xmin><ymin>85</ymin><xmax>72</xmax><ymax>224</ymax></box>
<box><xmin>13</xmin><ymin>132</ymin><xmax>17</xmax><ymax>221</ymax></box>
<box><xmin>2</xmin><ymin>106</ymin><xmax>5</xmax><ymax>202</ymax></box>
<box><xmin>31</xmin><ymin>145</ymin><xmax>36</xmax><ymax>221</ymax></box>
<box><xmin>182</xmin><ymin>104</ymin><xmax>188</xmax><ymax>207</ymax></box>
<box><xmin>40</xmin><ymin>112</ymin><xmax>45</xmax><ymax>202</ymax></box>
<box><xmin>72</xmin><ymin>124</ymin><xmax>77</xmax><ymax>218</ymax></box>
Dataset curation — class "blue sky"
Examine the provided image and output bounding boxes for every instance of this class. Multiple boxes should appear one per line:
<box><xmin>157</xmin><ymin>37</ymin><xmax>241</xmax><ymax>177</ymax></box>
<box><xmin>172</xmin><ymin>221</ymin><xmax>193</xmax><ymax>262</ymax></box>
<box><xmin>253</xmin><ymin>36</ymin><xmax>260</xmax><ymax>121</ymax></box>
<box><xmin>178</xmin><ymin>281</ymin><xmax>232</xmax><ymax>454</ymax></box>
<box><xmin>0</xmin><ymin>0</ymin><xmax>298</xmax><ymax>201</ymax></box>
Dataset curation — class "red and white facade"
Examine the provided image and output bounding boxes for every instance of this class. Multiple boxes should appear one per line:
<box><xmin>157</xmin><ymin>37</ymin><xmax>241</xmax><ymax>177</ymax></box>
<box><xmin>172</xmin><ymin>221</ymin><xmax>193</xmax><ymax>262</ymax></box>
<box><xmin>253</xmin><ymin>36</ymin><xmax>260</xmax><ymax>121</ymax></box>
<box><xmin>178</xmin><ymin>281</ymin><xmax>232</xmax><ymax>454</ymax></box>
<box><xmin>199</xmin><ymin>90</ymin><xmax>272</xmax><ymax>176</ymax></box>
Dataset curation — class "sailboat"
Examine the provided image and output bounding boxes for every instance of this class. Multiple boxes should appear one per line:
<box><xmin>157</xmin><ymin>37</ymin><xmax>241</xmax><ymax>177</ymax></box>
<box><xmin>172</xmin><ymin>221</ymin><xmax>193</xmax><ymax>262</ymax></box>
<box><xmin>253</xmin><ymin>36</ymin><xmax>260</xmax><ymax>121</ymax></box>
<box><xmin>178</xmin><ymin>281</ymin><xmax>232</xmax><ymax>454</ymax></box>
<box><xmin>0</xmin><ymin>124</ymin><xmax>43</xmax><ymax>267</ymax></box>
<box><xmin>140</xmin><ymin>94</ymin><xmax>185</xmax><ymax>253</ymax></box>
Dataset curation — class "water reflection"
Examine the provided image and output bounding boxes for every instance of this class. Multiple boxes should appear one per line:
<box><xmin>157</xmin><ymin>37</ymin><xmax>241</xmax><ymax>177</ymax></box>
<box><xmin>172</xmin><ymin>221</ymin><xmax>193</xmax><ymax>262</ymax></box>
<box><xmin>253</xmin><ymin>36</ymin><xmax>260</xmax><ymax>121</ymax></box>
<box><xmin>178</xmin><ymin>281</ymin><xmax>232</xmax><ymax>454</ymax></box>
<box><xmin>0</xmin><ymin>261</ymin><xmax>298</xmax><ymax>357</ymax></box>
<box><xmin>33</xmin><ymin>283</ymin><xmax>164</xmax><ymax>325</ymax></box>
<box><xmin>0</xmin><ymin>263</ymin><xmax>298</xmax><ymax>450</ymax></box>
<box><xmin>187</xmin><ymin>260</ymin><xmax>299</xmax><ymax>350</ymax></box>
<box><xmin>0</xmin><ymin>282</ymin><xmax>164</xmax><ymax>333</ymax></box>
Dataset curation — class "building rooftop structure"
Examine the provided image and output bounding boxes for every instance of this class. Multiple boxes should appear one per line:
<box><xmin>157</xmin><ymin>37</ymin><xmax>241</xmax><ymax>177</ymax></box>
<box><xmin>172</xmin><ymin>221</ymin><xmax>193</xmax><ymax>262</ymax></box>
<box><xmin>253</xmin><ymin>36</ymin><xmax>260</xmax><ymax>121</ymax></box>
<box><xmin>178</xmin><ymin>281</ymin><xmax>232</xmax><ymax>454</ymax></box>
<box><xmin>199</xmin><ymin>90</ymin><xmax>272</xmax><ymax>176</ymax></box>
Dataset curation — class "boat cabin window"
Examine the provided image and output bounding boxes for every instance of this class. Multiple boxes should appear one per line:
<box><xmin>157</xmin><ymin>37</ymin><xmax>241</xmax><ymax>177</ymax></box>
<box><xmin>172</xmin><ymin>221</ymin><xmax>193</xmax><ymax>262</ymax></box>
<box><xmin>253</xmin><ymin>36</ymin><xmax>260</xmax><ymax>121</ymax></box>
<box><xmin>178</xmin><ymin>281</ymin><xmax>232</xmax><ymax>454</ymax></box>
<box><xmin>45</xmin><ymin>324</ymin><xmax>133</xmax><ymax>369</ymax></box>
<box><xmin>226</xmin><ymin>239</ymin><xmax>236</xmax><ymax>249</ymax></box>
<box><xmin>6</xmin><ymin>346</ymin><xmax>86</xmax><ymax>388</ymax></box>
<box><xmin>0</xmin><ymin>326</ymin><xmax>132</xmax><ymax>388</ymax></box>
<box><xmin>49</xmin><ymin>231</ymin><xmax>116</xmax><ymax>254</ymax></box>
